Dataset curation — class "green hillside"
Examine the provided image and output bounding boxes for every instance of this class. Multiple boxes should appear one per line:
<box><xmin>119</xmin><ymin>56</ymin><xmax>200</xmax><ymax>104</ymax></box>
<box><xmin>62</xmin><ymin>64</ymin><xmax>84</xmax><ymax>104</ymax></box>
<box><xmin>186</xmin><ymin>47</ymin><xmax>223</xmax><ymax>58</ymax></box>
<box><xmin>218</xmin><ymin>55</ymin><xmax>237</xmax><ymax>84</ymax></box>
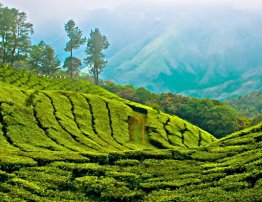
<box><xmin>0</xmin><ymin>66</ymin><xmax>261</xmax><ymax>201</ymax></box>
<box><xmin>0</xmin><ymin>65</ymin><xmax>215</xmax><ymax>151</ymax></box>
<box><xmin>227</xmin><ymin>88</ymin><xmax>262</xmax><ymax>118</ymax></box>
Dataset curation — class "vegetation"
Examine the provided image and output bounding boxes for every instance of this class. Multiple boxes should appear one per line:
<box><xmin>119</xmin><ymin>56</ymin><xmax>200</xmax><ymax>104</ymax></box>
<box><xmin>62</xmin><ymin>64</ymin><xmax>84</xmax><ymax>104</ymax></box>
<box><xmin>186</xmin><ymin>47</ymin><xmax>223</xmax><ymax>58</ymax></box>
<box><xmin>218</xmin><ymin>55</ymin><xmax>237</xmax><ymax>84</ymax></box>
<box><xmin>85</xmin><ymin>28</ymin><xmax>109</xmax><ymax>85</ymax></box>
<box><xmin>0</xmin><ymin>3</ymin><xmax>261</xmax><ymax>201</ymax></box>
<box><xmin>227</xmin><ymin>88</ymin><xmax>262</xmax><ymax>119</ymax></box>
<box><xmin>0</xmin><ymin>65</ymin><xmax>215</xmax><ymax>151</ymax></box>
<box><xmin>0</xmin><ymin>4</ymin><xmax>109</xmax><ymax>81</ymax></box>
<box><xmin>0</xmin><ymin>67</ymin><xmax>260</xmax><ymax>200</ymax></box>
<box><xmin>28</xmin><ymin>40</ymin><xmax>60</xmax><ymax>75</ymax></box>
<box><xmin>101</xmin><ymin>82</ymin><xmax>243</xmax><ymax>138</ymax></box>
<box><xmin>64</xmin><ymin>19</ymin><xmax>86</xmax><ymax>78</ymax></box>
<box><xmin>0</xmin><ymin>4</ymin><xmax>33</xmax><ymax>65</ymax></box>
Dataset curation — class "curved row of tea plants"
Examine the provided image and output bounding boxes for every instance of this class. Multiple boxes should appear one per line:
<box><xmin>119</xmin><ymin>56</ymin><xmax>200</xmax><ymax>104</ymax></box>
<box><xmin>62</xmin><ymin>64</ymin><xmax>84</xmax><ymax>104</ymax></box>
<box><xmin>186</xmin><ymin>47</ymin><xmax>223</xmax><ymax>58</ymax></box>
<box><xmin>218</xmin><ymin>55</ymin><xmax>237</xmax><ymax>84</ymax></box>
<box><xmin>0</xmin><ymin>65</ymin><xmax>260</xmax><ymax>201</ymax></box>
<box><xmin>0</xmin><ymin>66</ymin><xmax>215</xmax><ymax>153</ymax></box>
<box><xmin>0</xmin><ymin>123</ymin><xmax>261</xmax><ymax>201</ymax></box>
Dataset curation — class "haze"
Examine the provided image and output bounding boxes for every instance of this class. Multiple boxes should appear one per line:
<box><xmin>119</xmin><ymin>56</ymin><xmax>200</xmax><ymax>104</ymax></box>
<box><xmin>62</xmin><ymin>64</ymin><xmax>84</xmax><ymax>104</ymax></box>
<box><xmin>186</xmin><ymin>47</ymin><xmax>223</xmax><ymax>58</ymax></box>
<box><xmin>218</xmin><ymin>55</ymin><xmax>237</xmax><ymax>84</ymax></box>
<box><xmin>2</xmin><ymin>0</ymin><xmax>262</xmax><ymax>58</ymax></box>
<box><xmin>2</xmin><ymin>0</ymin><xmax>262</xmax><ymax>97</ymax></box>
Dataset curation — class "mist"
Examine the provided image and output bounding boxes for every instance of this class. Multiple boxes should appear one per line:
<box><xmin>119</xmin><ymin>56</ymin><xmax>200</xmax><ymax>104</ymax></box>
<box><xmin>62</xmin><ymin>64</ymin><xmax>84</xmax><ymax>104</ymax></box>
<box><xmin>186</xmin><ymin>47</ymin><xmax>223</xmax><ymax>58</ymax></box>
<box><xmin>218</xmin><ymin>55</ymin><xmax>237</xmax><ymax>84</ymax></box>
<box><xmin>2</xmin><ymin>0</ymin><xmax>262</xmax><ymax>59</ymax></box>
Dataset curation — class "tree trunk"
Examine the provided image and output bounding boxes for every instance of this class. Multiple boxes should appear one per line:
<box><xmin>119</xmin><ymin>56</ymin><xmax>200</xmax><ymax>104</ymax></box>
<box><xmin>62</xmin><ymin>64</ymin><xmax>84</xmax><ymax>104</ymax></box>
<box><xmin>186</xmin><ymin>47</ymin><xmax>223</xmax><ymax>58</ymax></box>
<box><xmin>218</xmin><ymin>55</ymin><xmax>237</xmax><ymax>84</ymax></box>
<box><xmin>2</xmin><ymin>47</ymin><xmax>6</xmax><ymax>64</ymax></box>
<box><xmin>96</xmin><ymin>71</ymin><xmax>99</xmax><ymax>85</ymax></box>
<box><xmin>10</xmin><ymin>47</ymin><xmax>16</xmax><ymax>66</ymax></box>
<box><xmin>70</xmin><ymin>49</ymin><xmax>73</xmax><ymax>78</ymax></box>
<box><xmin>2</xmin><ymin>34</ymin><xmax>6</xmax><ymax>64</ymax></box>
<box><xmin>94</xmin><ymin>65</ymin><xmax>99</xmax><ymax>85</ymax></box>
<box><xmin>10</xmin><ymin>29</ymin><xmax>18</xmax><ymax>66</ymax></box>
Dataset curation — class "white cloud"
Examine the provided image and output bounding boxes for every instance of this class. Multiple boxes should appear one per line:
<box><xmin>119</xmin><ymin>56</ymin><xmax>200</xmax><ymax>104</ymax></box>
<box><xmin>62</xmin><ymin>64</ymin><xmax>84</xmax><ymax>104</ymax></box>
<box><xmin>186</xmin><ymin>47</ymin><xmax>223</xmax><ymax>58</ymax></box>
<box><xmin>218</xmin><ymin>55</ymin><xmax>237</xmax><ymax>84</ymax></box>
<box><xmin>1</xmin><ymin>0</ymin><xmax>262</xmax><ymax>27</ymax></box>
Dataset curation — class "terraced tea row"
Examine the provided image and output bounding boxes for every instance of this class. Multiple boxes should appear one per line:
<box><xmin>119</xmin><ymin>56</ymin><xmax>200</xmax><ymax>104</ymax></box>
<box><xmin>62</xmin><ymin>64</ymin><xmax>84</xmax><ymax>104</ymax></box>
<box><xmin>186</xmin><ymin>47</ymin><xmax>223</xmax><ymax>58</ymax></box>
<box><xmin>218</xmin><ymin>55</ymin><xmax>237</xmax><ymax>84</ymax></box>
<box><xmin>0</xmin><ymin>123</ymin><xmax>261</xmax><ymax>201</ymax></box>
<box><xmin>0</xmin><ymin>65</ymin><xmax>260</xmax><ymax>201</ymax></box>
<box><xmin>0</xmin><ymin>65</ymin><xmax>120</xmax><ymax>101</ymax></box>
<box><xmin>0</xmin><ymin>85</ymin><xmax>214</xmax><ymax>154</ymax></box>
<box><xmin>0</xmin><ymin>66</ymin><xmax>215</xmax><ymax>153</ymax></box>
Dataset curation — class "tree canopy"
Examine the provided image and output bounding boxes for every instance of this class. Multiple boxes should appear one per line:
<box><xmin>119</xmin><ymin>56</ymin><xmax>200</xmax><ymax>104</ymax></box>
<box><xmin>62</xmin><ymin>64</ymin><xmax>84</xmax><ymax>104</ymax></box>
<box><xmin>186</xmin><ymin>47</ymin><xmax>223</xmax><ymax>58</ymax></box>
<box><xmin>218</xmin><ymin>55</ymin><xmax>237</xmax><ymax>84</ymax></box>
<box><xmin>64</xmin><ymin>19</ymin><xmax>85</xmax><ymax>77</ymax></box>
<box><xmin>63</xmin><ymin>56</ymin><xmax>82</xmax><ymax>77</ymax></box>
<box><xmin>0</xmin><ymin>5</ymin><xmax>33</xmax><ymax>65</ymax></box>
<box><xmin>85</xmin><ymin>28</ymin><xmax>109</xmax><ymax>85</ymax></box>
<box><xmin>29</xmin><ymin>41</ymin><xmax>60</xmax><ymax>75</ymax></box>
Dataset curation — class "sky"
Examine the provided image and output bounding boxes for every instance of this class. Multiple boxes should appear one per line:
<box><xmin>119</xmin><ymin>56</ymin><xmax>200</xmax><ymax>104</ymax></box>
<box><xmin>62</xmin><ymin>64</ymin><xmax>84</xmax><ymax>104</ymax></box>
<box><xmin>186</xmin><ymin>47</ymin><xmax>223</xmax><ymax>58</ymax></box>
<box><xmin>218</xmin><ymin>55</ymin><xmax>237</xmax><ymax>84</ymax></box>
<box><xmin>1</xmin><ymin>0</ymin><xmax>262</xmax><ymax>60</ymax></box>
<box><xmin>1</xmin><ymin>1</ymin><xmax>262</xmax><ymax>24</ymax></box>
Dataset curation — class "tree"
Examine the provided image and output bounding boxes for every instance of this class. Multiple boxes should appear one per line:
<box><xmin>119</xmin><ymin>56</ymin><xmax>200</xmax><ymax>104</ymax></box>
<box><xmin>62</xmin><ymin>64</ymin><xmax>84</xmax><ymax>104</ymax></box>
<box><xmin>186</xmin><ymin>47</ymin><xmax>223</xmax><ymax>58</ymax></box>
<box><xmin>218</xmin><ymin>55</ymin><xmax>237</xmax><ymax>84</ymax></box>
<box><xmin>63</xmin><ymin>57</ymin><xmax>82</xmax><ymax>77</ymax></box>
<box><xmin>0</xmin><ymin>5</ymin><xmax>33</xmax><ymax>65</ymax></box>
<box><xmin>177</xmin><ymin>100</ymin><xmax>240</xmax><ymax>138</ymax></box>
<box><xmin>84</xmin><ymin>28</ymin><xmax>109</xmax><ymax>85</ymax></box>
<box><xmin>64</xmin><ymin>19</ymin><xmax>85</xmax><ymax>77</ymax></box>
<box><xmin>29</xmin><ymin>41</ymin><xmax>60</xmax><ymax>75</ymax></box>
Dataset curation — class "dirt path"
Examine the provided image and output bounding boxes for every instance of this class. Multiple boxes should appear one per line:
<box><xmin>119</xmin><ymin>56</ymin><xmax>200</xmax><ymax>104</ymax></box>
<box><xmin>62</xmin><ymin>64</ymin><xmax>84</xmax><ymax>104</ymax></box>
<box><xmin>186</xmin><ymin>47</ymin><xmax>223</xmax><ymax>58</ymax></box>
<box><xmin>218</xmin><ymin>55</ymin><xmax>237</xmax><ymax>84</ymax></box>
<box><xmin>128</xmin><ymin>113</ymin><xmax>146</xmax><ymax>144</ymax></box>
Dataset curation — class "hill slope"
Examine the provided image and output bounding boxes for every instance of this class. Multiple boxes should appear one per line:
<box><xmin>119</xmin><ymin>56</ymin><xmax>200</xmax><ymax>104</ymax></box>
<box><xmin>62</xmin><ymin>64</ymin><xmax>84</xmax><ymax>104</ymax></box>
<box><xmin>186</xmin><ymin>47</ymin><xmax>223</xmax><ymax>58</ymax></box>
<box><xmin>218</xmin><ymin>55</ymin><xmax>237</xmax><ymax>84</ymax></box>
<box><xmin>227</xmin><ymin>88</ymin><xmax>262</xmax><ymax>118</ymax></box>
<box><xmin>0</xmin><ymin>65</ymin><xmax>215</xmax><ymax>152</ymax></box>
<box><xmin>102</xmin><ymin>10</ymin><xmax>262</xmax><ymax>99</ymax></box>
<box><xmin>0</xmin><ymin>112</ymin><xmax>261</xmax><ymax>201</ymax></box>
<box><xmin>0</xmin><ymin>66</ymin><xmax>261</xmax><ymax>201</ymax></box>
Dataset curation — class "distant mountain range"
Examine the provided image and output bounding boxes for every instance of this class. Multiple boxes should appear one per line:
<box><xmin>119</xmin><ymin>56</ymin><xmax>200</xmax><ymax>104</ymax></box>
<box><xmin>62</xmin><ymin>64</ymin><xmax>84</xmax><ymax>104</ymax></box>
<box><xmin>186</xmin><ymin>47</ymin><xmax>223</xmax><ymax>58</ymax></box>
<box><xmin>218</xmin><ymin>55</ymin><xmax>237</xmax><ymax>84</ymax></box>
<box><xmin>102</xmin><ymin>9</ymin><xmax>262</xmax><ymax>100</ymax></box>
<box><xmin>183</xmin><ymin>67</ymin><xmax>262</xmax><ymax>100</ymax></box>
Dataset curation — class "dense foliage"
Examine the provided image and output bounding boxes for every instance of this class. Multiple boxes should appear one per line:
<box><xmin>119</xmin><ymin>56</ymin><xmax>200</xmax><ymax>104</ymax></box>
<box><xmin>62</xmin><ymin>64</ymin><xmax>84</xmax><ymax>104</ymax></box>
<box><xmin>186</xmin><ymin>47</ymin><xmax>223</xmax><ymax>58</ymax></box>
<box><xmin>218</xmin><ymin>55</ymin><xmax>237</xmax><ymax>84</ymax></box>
<box><xmin>0</xmin><ymin>4</ymin><xmax>33</xmax><ymax>65</ymax></box>
<box><xmin>0</xmin><ymin>86</ymin><xmax>261</xmax><ymax>201</ymax></box>
<box><xmin>29</xmin><ymin>41</ymin><xmax>60</xmax><ymax>75</ymax></box>
<box><xmin>101</xmin><ymin>82</ymin><xmax>242</xmax><ymax>138</ymax></box>
<box><xmin>227</xmin><ymin>88</ymin><xmax>262</xmax><ymax>119</ymax></box>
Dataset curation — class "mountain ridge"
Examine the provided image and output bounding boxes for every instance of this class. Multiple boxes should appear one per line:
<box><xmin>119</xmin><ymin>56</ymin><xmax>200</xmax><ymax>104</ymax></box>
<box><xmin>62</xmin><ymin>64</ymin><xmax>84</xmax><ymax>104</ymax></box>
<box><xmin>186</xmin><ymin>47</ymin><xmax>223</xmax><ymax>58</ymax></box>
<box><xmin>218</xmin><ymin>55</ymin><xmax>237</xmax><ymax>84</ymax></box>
<box><xmin>102</xmin><ymin>10</ymin><xmax>262</xmax><ymax>99</ymax></box>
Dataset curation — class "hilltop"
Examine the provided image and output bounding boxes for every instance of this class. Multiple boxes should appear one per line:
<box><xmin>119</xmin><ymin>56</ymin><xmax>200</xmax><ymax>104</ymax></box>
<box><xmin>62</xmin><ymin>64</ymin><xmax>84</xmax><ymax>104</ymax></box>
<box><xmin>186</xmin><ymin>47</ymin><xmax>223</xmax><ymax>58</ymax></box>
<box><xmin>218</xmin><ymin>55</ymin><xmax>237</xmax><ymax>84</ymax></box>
<box><xmin>0</xmin><ymin>66</ymin><xmax>261</xmax><ymax>201</ymax></box>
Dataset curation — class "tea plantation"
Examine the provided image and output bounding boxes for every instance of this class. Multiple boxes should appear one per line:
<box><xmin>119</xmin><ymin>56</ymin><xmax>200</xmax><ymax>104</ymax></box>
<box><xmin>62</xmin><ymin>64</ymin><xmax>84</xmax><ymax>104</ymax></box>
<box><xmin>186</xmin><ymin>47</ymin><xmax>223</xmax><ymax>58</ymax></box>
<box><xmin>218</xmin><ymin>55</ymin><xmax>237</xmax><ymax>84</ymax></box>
<box><xmin>0</xmin><ymin>66</ymin><xmax>261</xmax><ymax>201</ymax></box>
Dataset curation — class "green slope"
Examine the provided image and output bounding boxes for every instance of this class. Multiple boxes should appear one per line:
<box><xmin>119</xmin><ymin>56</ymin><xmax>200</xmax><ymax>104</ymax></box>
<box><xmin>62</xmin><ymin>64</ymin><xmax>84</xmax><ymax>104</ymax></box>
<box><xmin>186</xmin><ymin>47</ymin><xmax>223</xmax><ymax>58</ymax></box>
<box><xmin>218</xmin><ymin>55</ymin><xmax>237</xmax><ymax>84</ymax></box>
<box><xmin>0</xmin><ymin>65</ymin><xmax>261</xmax><ymax>201</ymax></box>
<box><xmin>0</xmin><ymin>65</ymin><xmax>215</xmax><ymax>152</ymax></box>
<box><xmin>0</xmin><ymin>120</ymin><xmax>261</xmax><ymax>201</ymax></box>
<box><xmin>227</xmin><ymin>88</ymin><xmax>262</xmax><ymax>118</ymax></box>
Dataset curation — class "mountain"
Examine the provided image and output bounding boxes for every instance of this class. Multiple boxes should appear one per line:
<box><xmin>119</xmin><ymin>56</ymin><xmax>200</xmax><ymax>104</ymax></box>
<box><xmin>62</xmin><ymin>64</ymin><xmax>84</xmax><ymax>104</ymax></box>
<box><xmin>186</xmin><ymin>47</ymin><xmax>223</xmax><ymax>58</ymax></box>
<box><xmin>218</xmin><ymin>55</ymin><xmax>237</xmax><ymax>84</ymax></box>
<box><xmin>227</xmin><ymin>88</ymin><xmax>262</xmax><ymax>118</ymax></box>
<box><xmin>182</xmin><ymin>66</ymin><xmax>262</xmax><ymax>100</ymax></box>
<box><xmin>102</xmin><ymin>9</ymin><xmax>262</xmax><ymax>99</ymax></box>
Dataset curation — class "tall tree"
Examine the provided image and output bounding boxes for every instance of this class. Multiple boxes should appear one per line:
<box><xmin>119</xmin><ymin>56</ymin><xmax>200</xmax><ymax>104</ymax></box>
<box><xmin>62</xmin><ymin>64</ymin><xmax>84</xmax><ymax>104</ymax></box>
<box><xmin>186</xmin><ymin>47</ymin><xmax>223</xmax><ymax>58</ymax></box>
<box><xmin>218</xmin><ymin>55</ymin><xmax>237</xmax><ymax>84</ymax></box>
<box><xmin>0</xmin><ymin>5</ymin><xmax>33</xmax><ymax>65</ymax></box>
<box><xmin>29</xmin><ymin>41</ymin><xmax>60</xmax><ymax>75</ymax></box>
<box><xmin>84</xmin><ymin>28</ymin><xmax>109</xmax><ymax>85</ymax></box>
<box><xmin>63</xmin><ymin>57</ymin><xmax>82</xmax><ymax>77</ymax></box>
<box><xmin>64</xmin><ymin>19</ymin><xmax>85</xmax><ymax>77</ymax></box>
